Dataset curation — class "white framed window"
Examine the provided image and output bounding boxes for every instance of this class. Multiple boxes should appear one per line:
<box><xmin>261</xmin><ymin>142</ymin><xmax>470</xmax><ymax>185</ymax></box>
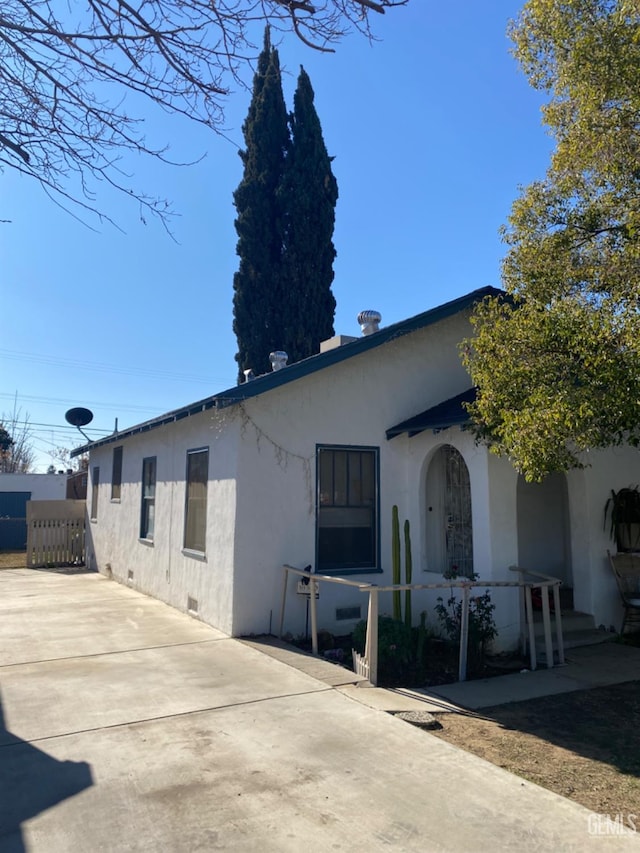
<box><xmin>140</xmin><ymin>456</ymin><xmax>156</xmax><ymax>541</ymax></box>
<box><xmin>111</xmin><ymin>446</ymin><xmax>123</xmax><ymax>501</ymax></box>
<box><xmin>183</xmin><ymin>448</ymin><xmax>208</xmax><ymax>554</ymax></box>
<box><xmin>90</xmin><ymin>466</ymin><xmax>99</xmax><ymax>521</ymax></box>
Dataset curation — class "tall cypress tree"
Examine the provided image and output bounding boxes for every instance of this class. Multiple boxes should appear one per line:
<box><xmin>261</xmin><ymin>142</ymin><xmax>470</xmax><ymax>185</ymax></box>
<box><xmin>233</xmin><ymin>39</ymin><xmax>338</xmax><ymax>378</ymax></box>
<box><xmin>278</xmin><ymin>67</ymin><xmax>338</xmax><ymax>364</ymax></box>
<box><xmin>232</xmin><ymin>29</ymin><xmax>289</xmax><ymax>380</ymax></box>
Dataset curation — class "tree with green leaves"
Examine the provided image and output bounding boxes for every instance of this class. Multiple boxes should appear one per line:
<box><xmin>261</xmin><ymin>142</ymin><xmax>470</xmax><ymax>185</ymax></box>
<box><xmin>278</xmin><ymin>67</ymin><xmax>338</xmax><ymax>365</ymax></box>
<box><xmin>233</xmin><ymin>38</ymin><xmax>338</xmax><ymax>378</ymax></box>
<box><xmin>464</xmin><ymin>0</ymin><xmax>640</xmax><ymax>481</ymax></box>
<box><xmin>233</xmin><ymin>29</ymin><xmax>290</xmax><ymax>379</ymax></box>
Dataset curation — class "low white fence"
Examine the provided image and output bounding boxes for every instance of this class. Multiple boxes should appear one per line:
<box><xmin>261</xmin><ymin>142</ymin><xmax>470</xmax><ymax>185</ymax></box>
<box><xmin>280</xmin><ymin>564</ymin><xmax>564</xmax><ymax>686</ymax></box>
<box><xmin>26</xmin><ymin>500</ymin><xmax>86</xmax><ymax>568</ymax></box>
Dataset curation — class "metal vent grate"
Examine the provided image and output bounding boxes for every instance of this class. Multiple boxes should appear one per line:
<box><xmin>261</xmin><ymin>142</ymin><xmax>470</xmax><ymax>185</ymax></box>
<box><xmin>336</xmin><ymin>605</ymin><xmax>361</xmax><ymax>621</ymax></box>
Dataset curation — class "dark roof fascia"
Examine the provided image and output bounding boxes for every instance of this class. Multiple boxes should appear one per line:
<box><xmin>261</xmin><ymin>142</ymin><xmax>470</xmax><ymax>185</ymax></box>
<box><xmin>71</xmin><ymin>286</ymin><xmax>501</xmax><ymax>457</ymax></box>
<box><xmin>386</xmin><ymin>387</ymin><xmax>477</xmax><ymax>440</ymax></box>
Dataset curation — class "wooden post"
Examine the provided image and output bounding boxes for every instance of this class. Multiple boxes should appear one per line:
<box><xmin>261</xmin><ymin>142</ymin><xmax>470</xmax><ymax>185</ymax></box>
<box><xmin>513</xmin><ymin>568</ymin><xmax>527</xmax><ymax>656</ymax></box>
<box><xmin>524</xmin><ymin>585</ymin><xmax>537</xmax><ymax>671</ymax></box>
<box><xmin>365</xmin><ymin>588</ymin><xmax>379</xmax><ymax>686</ymax></box>
<box><xmin>541</xmin><ymin>584</ymin><xmax>553</xmax><ymax>668</ymax></box>
<box><xmin>309</xmin><ymin>577</ymin><xmax>319</xmax><ymax>656</ymax></box>
<box><xmin>553</xmin><ymin>583</ymin><xmax>565</xmax><ymax>665</ymax></box>
<box><xmin>458</xmin><ymin>584</ymin><xmax>470</xmax><ymax>682</ymax></box>
<box><xmin>278</xmin><ymin>567</ymin><xmax>290</xmax><ymax>638</ymax></box>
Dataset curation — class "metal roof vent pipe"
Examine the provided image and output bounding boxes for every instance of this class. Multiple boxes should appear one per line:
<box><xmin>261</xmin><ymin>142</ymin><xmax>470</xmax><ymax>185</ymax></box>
<box><xmin>269</xmin><ymin>351</ymin><xmax>288</xmax><ymax>371</ymax></box>
<box><xmin>243</xmin><ymin>369</ymin><xmax>255</xmax><ymax>383</ymax></box>
<box><xmin>358</xmin><ymin>310</ymin><xmax>381</xmax><ymax>336</ymax></box>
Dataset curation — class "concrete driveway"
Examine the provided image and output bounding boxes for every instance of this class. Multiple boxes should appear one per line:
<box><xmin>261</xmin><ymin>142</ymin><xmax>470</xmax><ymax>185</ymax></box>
<box><xmin>1</xmin><ymin>568</ymin><xmax>638</xmax><ymax>852</ymax></box>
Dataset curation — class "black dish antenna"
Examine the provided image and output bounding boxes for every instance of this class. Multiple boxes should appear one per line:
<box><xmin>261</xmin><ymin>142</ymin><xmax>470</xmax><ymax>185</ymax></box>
<box><xmin>65</xmin><ymin>407</ymin><xmax>94</xmax><ymax>442</ymax></box>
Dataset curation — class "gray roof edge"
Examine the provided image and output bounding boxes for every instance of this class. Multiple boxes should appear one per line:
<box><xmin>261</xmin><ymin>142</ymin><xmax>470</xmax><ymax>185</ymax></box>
<box><xmin>71</xmin><ymin>285</ymin><xmax>501</xmax><ymax>457</ymax></box>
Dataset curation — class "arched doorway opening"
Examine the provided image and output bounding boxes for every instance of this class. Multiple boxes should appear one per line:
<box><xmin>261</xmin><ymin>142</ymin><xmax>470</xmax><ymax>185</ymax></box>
<box><xmin>517</xmin><ymin>472</ymin><xmax>572</xmax><ymax>588</ymax></box>
<box><xmin>425</xmin><ymin>445</ymin><xmax>473</xmax><ymax>576</ymax></box>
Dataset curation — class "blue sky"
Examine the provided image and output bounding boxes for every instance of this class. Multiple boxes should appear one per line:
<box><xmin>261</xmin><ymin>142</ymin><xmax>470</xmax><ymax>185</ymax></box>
<box><xmin>1</xmin><ymin>2</ymin><xmax>552</xmax><ymax>472</ymax></box>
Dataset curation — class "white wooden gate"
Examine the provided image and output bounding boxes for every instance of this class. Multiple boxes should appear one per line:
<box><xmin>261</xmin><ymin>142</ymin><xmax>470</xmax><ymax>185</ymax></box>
<box><xmin>26</xmin><ymin>500</ymin><xmax>86</xmax><ymax>568</ymax></box>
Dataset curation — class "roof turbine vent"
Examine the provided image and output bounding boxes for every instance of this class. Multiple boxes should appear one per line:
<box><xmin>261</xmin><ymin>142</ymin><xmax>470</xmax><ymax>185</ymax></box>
<box><xmin>357</xmin><ymin>310</ymin><xmax>381</xmax><ymax>336</ymax></box>
<box><xmin>269</xmin><ymin>351</ymin><xmax>288</xmax><ymax>371</ymax></box>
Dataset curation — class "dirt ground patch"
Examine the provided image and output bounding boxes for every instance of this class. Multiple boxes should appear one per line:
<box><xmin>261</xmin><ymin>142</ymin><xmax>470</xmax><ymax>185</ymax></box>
<box><xmin>430</xmin><ymin>680</ymin><xmax>640</xmax><ymax>825</ymax></box>
<box><xmin>0</xmin><ymin>550</ymin><xmax>26</xmax><ymax>569</ymax></box>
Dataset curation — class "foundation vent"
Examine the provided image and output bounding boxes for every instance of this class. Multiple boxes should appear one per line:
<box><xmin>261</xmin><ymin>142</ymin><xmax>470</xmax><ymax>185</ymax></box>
<box><xmin>127</xmin><ymin>570</ymin><xmax>134</xmax><ymax>583</ymax></box>
<box><xmin>187</xmin><ymin>596</ymin><xmax>199</xmax><ymax>615</ymax></box>
<box><xmin>336</xmin><ymin>605</ymin><xmax>362</xmax><ymax>622</ymax></box>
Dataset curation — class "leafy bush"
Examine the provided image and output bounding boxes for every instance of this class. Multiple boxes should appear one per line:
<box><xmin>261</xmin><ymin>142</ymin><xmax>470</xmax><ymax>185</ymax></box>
<box><xmin>353</xmin><ymin>615</ymin><xmax>413</xmax><ymax>676</ymax></box>
<box><xmin>435</xmin><ymin>576</ymin><xmax>497</xmax><ymax>669</ymax></box>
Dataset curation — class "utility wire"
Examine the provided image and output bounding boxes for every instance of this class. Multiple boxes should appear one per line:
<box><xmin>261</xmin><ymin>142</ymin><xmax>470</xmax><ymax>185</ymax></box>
<box><xmin>0</xmin><ymin>347</ymin><xmax>224</xmax><ymax>385</ymax></box>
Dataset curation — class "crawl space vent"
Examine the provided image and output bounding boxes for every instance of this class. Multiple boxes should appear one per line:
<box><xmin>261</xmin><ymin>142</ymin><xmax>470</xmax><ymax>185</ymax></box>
<box><xmin>336</xmin><ymin>606</ymin><xmax>361</xmax><ymax>622</ymax></box>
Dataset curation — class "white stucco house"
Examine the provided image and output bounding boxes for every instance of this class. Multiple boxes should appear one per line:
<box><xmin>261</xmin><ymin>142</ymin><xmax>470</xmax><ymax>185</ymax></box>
<box><xmin>74</xmin><ymin>287</ymin><xmax>636</xmax><ymax>649</ymax></box>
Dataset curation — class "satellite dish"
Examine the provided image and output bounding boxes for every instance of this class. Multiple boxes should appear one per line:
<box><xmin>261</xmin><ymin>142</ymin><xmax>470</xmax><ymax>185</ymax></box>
<box><xmin>65</xmin><ymin>407</ymin><xmax>94</xmax><ymax>442</ymax></box>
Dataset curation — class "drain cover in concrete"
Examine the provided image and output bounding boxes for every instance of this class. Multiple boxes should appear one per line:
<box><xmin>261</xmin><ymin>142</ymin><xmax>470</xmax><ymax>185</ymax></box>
<box><xmin>394</xmin><ymin>710</ymin><xmax>442</xmax><ymax>729</ymax></box>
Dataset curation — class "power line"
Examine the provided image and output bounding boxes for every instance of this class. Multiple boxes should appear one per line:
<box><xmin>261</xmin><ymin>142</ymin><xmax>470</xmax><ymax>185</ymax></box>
<box><xmin>0</xmin><ymin>347</ymin><xmax>226</xmax><ymax>385</ymax></box>
<box><xmin>0</xmin><ymin>391</ymin><xmax>170</xmax><ymax>415</ymax></box>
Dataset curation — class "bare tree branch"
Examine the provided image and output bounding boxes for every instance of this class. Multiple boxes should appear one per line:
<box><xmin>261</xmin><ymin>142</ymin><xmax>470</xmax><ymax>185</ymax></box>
<box><xmin>0</xmin><ymin>0</ymin><xmax>408</xmax><ymax>229</ymax></box>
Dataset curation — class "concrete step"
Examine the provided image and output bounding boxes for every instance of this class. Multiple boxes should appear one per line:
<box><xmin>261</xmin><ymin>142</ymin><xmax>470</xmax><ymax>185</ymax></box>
<box><xmin>536</xmin><ymin>627</ymin><xmax>617</xmax><ymax>664</ymax></box>
<box><xmin>532</xmin><ymin>609</ymin><xmax>595</xmax><ymax>637</ymax></box>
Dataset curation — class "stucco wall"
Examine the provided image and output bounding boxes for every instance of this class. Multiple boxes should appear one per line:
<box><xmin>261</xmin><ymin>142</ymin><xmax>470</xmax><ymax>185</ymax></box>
<box><xmin>0</xmin><ymin>473</ymin><xmax>67</xmax><ymax>500</ymax></box>
<box><xmin>86</xmin><ymin>308</ymin><xmax>474</xmax><ymax>640</ymax></box>
<box><xmin>86</xmin><ymin>409</ymin><xmax>241</xmax><ymax>635</ymax></box>
<box><xmin>568</xmin><ymin>446</ymin><xmax>640</xmax><ymax>632</ymax></box>
<box><xmin>84</xmin><ymin>302</ymin><xmax>640</xmax><ymax>650</ymax></box>
<box><xmin>230</xmin><ymin>310</ymin><xmax>476</xmax><ymax>638</ymax></box>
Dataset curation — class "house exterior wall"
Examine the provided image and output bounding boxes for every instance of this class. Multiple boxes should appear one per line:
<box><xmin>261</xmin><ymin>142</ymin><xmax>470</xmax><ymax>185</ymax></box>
<box><xmin>85</xmin><ymin>410</ymin><xmax>241</xmax><ymax>635</ymax></box>
<box><xmin>83</xmin><ymin>299</ymin><xmax>640</xmax><ymax>650</ymax></box>
<box><xmin>0</xmin><ymin>473</ymin><xmax>67</xmax><ymax>500</ymax></box>
<box><xmin>229</xmin><ymin>310</ymin><xmax>479</xmax><ymax>639</ymax></box>
<box><xmin>567</xmin><ymin>446</ymin><xmax>640</xmax><ymax>633</ymax></box>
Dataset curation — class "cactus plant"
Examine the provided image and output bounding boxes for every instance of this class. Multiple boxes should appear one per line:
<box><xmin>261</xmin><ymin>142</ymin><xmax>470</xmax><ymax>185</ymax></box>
<box><xmin>392</xmin><ymin>505</ymin><xmax>401</xmax><ymax>620</ymax></box>
<box><xmin>404</xmin><ymin>519</ymin><xmax>412</xmax><ymax>629</ymax></box>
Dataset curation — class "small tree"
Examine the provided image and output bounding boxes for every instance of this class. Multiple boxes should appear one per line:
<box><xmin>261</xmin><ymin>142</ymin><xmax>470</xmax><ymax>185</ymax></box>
<box><xmin>0</xmin><ymin>410</ymin><xmax>35</xmax><ymax>473</ymax></box>
<box><xmin>464</xmin><ymin>0</ymin><xmax>640</xmax><ymax>480</ymax></box>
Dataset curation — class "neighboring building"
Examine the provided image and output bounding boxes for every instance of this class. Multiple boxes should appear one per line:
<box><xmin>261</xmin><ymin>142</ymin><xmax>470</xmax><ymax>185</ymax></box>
<box><xmin>66</xmin><ymin>470</ymin><xmax>88</xmax><ymax>500</ymax></box>
<box><xmin>0</xmin><ymin>472</ymin><xmax>68</xmax><ymax>549</ymax></box>
<box><xmin>74</xmin><ymin>288</ymin><xmax>635</xmax><ymax>647</ymax></box>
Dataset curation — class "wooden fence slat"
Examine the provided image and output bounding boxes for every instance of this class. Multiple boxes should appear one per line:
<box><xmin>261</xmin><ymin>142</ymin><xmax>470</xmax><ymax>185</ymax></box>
<box><xmin>26</xmin><ymin>501</ymin><xmax>86</xmax><ymax>568</ymax></box>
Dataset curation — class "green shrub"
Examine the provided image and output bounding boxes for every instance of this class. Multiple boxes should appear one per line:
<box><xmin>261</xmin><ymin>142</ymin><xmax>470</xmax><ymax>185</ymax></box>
<box><xmin>353</xmin><ymin>615</ymin><xmax>413</xmax><ymax>677</ymax></box>
<box><xmin>434</xmin><ymin>577</ymin><xmax>497</xmax><ymax>670</ymax></box>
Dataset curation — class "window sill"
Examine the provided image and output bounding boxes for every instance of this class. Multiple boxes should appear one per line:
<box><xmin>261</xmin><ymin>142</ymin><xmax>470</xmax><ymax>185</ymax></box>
<box><xmin>138</xmin><ymin>538</ymin><xmax>154</xmax><ymax>547</ymax></box>
<box><xmin>182</xmin><ymin>548</ymin><xmax>207</xmax><ymax>562</ymax></box>
<box><xmin>110</xmin><ymin>498</ymin><xmax>121</xmax><ymax>504</ymax></box>
<box><xmin>90</xmin><ymin>518</ymin><xmax>98</xmax><ymax>524</ymax></box>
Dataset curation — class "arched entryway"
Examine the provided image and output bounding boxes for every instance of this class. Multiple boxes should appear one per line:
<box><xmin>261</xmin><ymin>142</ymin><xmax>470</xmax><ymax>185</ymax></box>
<box><xmin>425</xmin><ymin>445</ymin><xmax>473</xmax><ymax>576</ymax></box>
<box><xmin>516</xmin><ymin>473</ymin><xmax>572</xmax><ymax>587</ymax></box>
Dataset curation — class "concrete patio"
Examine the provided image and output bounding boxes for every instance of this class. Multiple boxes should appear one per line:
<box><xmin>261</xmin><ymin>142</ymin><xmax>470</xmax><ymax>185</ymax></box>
<box><xmin>1</xmin><ymin>567</ymin><xmax>639</xmax><ymax>851</ymax></box>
